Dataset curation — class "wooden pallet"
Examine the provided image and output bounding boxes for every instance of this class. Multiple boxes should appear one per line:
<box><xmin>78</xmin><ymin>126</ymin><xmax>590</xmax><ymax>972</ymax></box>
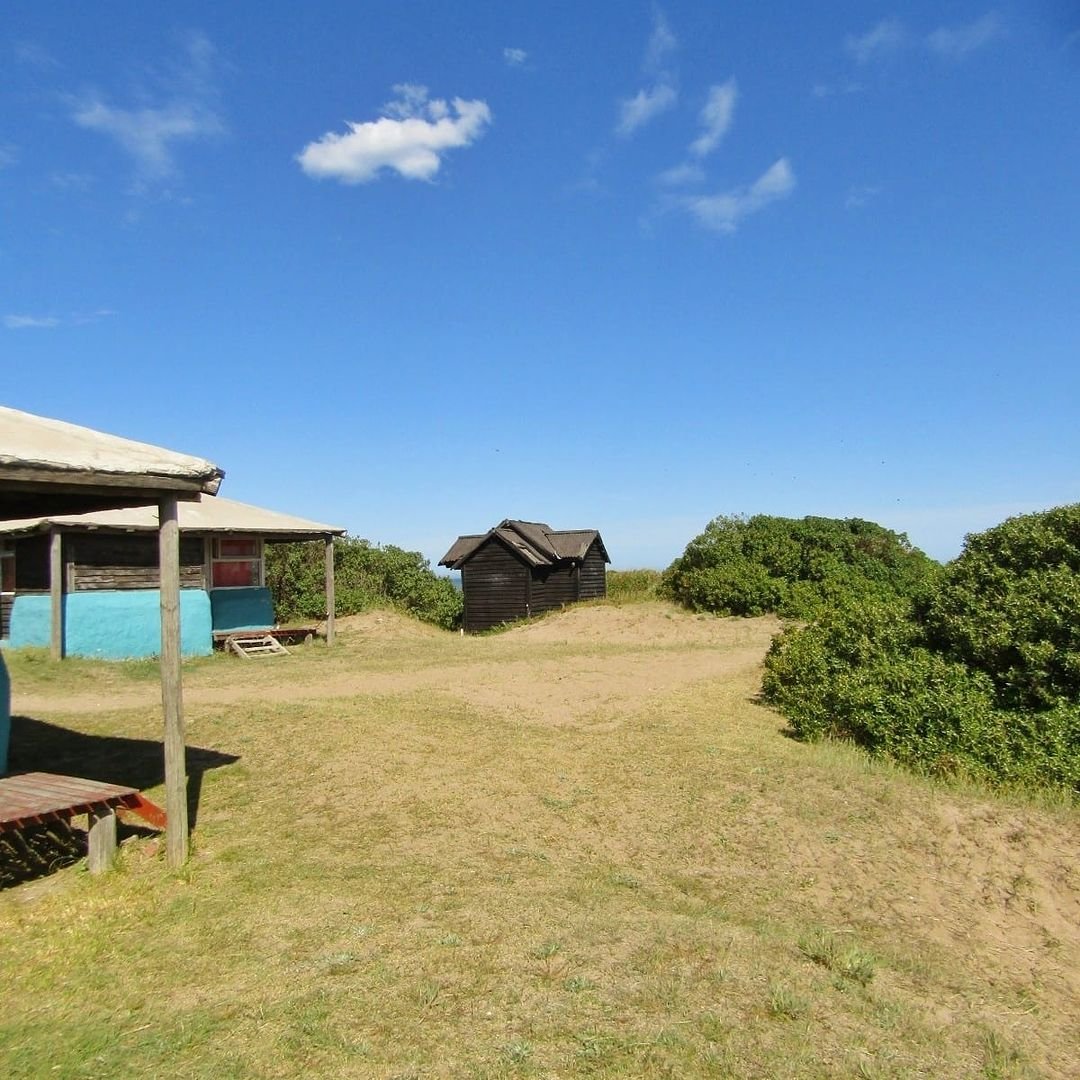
<box><xmin>225</xmin><ymin>633</ymin><xmax>291</xmax><ymax>658</ymax></box>
<box><xmin>0</xmin><ymin>772</ymin><xmax>166</xmax><ymax>874</ymax></box>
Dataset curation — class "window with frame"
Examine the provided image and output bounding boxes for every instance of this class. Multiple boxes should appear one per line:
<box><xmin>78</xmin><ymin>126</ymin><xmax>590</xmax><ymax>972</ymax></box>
<box><xmin>211</xmin><ymin>535</ymin><xmax>263</xmax><ymax>588</ymax></box>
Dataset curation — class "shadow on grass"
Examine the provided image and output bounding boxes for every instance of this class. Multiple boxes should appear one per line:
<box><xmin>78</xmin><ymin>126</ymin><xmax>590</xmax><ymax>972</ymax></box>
<box><xmin>2</xmin><ymin>715</ymin><xmax>238</xmax><ymax>889</ymax></box>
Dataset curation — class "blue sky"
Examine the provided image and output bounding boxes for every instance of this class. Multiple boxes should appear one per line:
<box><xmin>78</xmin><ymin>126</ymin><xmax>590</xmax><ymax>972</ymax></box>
<box><xmin>3</xmin><ymin>3</ymin><xmax>1078</xmax><ymax>568</ymax></box>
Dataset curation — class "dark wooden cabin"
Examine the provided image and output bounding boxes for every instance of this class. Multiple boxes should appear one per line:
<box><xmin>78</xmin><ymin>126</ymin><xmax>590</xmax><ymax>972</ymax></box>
<box><xmin>440</xmin><ymin>519</ymin><xmax>609</xmax><ymax>632</ymax></box>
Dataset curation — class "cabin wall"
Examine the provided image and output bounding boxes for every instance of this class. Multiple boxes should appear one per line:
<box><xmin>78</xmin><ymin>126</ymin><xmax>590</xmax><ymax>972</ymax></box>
<box><xmin>8</xmin><ymin>590</ymin><xmax>213</xmax><ymax>659</ymax></box>
<box><xmin>66</xmin><ymin>533</ymin><xmax>206</xmax><ymax>590</ymax></box>
<box><xmin>529</xmin><ymin>563</ymin><xmax>579</xmax><ymax>615</ymax></box>
<box><xmin>461</xmin><ymin>540</ymin><xmax>529</xmax><ymax>632</ymax></box>
<box><xmin>578</xmin><ymin>540</ymin><xmax>608</xmax><ymax>599</ymax></box>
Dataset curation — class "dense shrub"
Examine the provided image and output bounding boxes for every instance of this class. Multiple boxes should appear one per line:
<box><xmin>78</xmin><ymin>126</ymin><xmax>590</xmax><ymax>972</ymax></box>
<box><xmin>606</xmin><ymin>568</ymin><xmax>663</xmax><ymax>602</ymax></box>
<box><xmin>663</xmin><ymin>514</ymin><xmax>937</xmax><ymax>618</ymax></box>
<box><xmin>763</xmin><ymin>506</ymin><xmax>1080</xmax><ymax>796</ymax></box>
<box><xmin>265</xmin><ymin>536</ymin><xmax>463</xmax><ymax>630</ymax></box>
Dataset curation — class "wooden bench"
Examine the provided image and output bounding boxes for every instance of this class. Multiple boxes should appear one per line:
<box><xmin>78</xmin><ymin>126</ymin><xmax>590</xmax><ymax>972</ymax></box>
<box><xmin>0</xmin><ymin>772</ymin><xmax>166</xmax><ymax>874</ymax></box>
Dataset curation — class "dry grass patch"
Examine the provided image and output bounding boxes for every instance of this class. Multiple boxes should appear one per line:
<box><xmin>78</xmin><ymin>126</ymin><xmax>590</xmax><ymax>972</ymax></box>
<box><xmin>1</xmin><ymin>602</ymin><xmax>1077</xmax><ymax>1078</ymax></box>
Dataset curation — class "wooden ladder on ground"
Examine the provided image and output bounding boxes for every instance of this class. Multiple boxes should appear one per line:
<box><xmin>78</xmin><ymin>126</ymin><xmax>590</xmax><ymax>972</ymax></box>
<box><xmin>226</xmin><ymin>633</ymin><xmax>291</xmax><ymax>658</ymax></box>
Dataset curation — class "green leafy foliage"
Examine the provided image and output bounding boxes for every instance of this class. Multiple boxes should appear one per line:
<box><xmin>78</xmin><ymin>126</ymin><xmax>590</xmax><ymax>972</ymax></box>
<box><xmin>606</xmin><ymin>568</ymin><xmax>663</xmax><ymax>602</ymax></box>
<box><xmin>763</xmin><ymin>506</ymin><xmax>1080</xmax><ymax>797</ymax></box>
<box><xmin>265</xmin><ymin>536</ymin><xmax>463</xmax><ymax>630</ymax></box>
<box><xmin>663</xmin><ymin>514</ymin><xmax>937</xmax><ymax>618</ymax></box>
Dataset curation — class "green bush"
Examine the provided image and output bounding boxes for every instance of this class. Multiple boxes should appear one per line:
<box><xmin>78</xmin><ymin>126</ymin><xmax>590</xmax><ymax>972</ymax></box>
<box><xmin>663</xmin><ymin>514</ymin><xmax>937</xmax><ymax>618</ymax></box>
<box><xmin>606</xmin><ymin>568</ymin><xmax>663</xmax><ymax>602</ymax></box>
<box><xmin>265</xmin><ymin>536</ymin><xmax>462</xmax><ymax>630</ymax></box>
<box><xmin>762</xmin><ymin>506</ymin><xmax>1080</xmax><ymax>797</ymax></box>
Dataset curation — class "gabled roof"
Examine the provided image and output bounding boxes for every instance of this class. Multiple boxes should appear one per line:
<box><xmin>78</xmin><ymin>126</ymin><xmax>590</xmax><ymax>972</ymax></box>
<box><xmin>439</xmin><ymin>519</ymin><xmax>609</xmax><ymax>569</ymax></box>
<box><xmin>0</xmin><ymin>494</ymin><xmax>344</xmax><ymax>541</ymax></box>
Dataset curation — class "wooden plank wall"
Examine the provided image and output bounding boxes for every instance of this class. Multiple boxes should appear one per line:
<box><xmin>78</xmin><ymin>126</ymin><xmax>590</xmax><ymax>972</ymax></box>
<box><xmin>578</xmin><ymin>541</ymin><xmax>608</xmax><ymax>599</ymax></box>
<box><xmin>66</xmin><ymin>534</ymin><xmax>206</xmax><ymax>591</ymax></box>
<box><xmin>0</xmin><ymin>594</ymin><xmax>12</xmax><ymax>638</ymax></box>
<box><xmin>462</xmin><ymin>541</ymin><xmax>529</xmax><ymax>632</ymax></box>
<box><xmin>529</xmin><ymin>565</ymin><xmax>578</xmax><ymax>616</ymax></box>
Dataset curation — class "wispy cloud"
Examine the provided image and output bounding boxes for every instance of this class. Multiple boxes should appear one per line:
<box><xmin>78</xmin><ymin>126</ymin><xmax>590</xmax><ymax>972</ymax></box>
<box><xmin>656</xmin><ymin>162</ymin><xmax>705</xmax><ymax>187</ymax></box>
<box><xmin>927</xmin><ymin>13</ymin><xmax>1003</xmax><ymax>58</ymax></box>
<box><xmin>13</xmin><ymin>40</ymin><xmax>59</xmax><ymax>69</ymax></box>
<box><xmin>616</xmin><ymin>10</ymin><xmax>679</xmax><ymax>137</ymax></box>
<box><xmin>297</xmin><ymin>84</ymin><xmax>492</xmax><ymax>184</ymax></box>
<box><xmin>0</xmin><ymin>144</ymin><xmax>19</xmax><ymax>170</ymax></box>
<box><xmin>846</xmin><ymin>18</ymin><xmax>907</xmax><ymax>64</ymax></box>
<box><xmin>812</xmin><ymin>80</ymin><xmax>861</xmax><ymax>99</ymax></box>
<box><xmin>689</xmin><ymin>79</ymin><xmax>737</xmax><ymax>157</ymax></box>
<box><xmin>845</xmin><ymin>184</ymin><xmax>881</xmax><ymax>209</ymax></box>
<box><xmin>4</xmin><ymin>309</ymin><xmax>116</xmax><ymax>330</ymax></box>
<box><xmin>4</xmin><ymin>314</ymin><xmax>60</xmax><ymax>330</ymax></box>
<box><xmin>69</xmin><ymin>32</ymin><xmax>224</xmax><ymax>187</ymax></box>
<box><xmin>644</xmin><ymin>10</ymin><xmax>678</xmax><ymax>73</ymax></box>
<box><xmin>503</xmin><ymin>47</ymin><xmax>527</xmax><ymax>67</ymax></box>
<box><xmin>50</xmin><ymin>171</ymin><xmax>94</xmax><ymax>190</ymax></box>
<box><xmin>679</xmin><ymin>158</ymin><xmax>795</xmax><ymax>234</ymax></box>
<box><xmin>617</xmin><ymin>84</ymin><xmax>678</xmax><ymax>137</ymax></box>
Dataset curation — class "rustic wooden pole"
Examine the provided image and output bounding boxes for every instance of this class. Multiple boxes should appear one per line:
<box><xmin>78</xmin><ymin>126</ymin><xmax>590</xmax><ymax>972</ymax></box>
<box><xmin>324</xmin><ymin>534</ymin><xmax>336</xmax><ymax>647</ymax></box>
<box><xmin>86</xmin><ymin>806</ymin><xmax>117</xmax><ymax>874</ymax></box>
<box><xmin>159</xmin><ymin>495</ymin><xmax>188</xmax><ymax>867</ymax></box>
<box><xmin>49</xmin><ymin>527</ymin><xmax>63</xmax><ymax>660</ymax></box>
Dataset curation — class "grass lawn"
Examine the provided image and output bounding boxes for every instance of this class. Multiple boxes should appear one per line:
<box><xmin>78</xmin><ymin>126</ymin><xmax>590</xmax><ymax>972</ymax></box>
<box><xmin>1</xmin><ymin>603</ymin><xmax>1077</xmax><ymax>1079</ymax></box>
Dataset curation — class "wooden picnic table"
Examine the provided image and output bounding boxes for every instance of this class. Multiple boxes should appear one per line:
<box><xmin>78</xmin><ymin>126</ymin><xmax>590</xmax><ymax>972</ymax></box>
<box><xmin>0</xmin><ymin>771</ymin><xmax>165</xmax><ymax>874</ymax></box>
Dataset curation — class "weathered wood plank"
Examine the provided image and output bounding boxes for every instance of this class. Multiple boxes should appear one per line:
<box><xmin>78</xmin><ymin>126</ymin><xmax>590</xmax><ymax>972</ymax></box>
<box><xmin>86</xmin><ymin>805</ymin><xmax>117</xmax><ymax>874</ymax></box>
<box><xmin>159</xmin><ymin>496</ymin><xmax>188</xmax><ymax>868</ymax></box>
<box><xmin>325</xmin><ymin>535</ymin><xmax>336</xmax><ymax>647</ymax></box>
<box><xmin>50</xmin><ymin>528</ymin><xmax>63</xmax><ymax>660</ymax></box>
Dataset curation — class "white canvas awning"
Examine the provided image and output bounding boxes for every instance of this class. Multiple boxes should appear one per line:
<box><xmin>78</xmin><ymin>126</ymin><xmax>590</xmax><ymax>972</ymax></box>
<box><xmin>0</xmin><ymin>406</ymin><xmax>223</xmax><ymax>507</ymax></box>
<box><xmin>0</xmin><ymin>494</ymin><xmax>344</xmax><ymax>541</ymax></box>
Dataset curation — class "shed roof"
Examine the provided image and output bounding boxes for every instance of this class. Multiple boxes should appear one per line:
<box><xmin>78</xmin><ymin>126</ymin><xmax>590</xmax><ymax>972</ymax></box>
<box><xmin>0</xmin><ymin>406</ymin><xmax>224</xmax><ymax>519</ymax></box>
<box><xmin>439</xmin><ymin>519</ymin><xmax>609</xmax><ymax>569</ymax></box>
<box><xmin>0</xmin><ymin>493</ymin><xmax>344</xmax><ymax>541</ymax></box>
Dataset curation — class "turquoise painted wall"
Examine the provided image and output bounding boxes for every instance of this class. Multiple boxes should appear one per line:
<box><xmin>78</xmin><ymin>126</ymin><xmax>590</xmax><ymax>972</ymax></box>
<box><xmin>210</xmin><ymin>587</ymin><xmax>274</xmax><ymax>631</ymax></box>
<box><xmin>8</xmin><ymin>590</ymin><xmax>213</xmax><ymax>659</ymax></box>
<box><xmin>0</xmin><ymin>651</ymin><xmax>9</xmax><ymax>773</ymax></box>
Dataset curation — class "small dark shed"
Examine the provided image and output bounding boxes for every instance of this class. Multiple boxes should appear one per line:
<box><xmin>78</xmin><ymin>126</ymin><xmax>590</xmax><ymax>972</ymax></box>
<box><xmin>439</xmin><ymin>519</ymin><xmax>609</xmax><ymax>632</ymax></box>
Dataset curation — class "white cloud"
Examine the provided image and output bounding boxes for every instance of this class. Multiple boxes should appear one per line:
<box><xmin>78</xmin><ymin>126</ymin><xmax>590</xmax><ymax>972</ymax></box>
<box><xmin>5</xmin><ymin>314</ymin><xmax>60</xmax><ymax>329</ymax></box>
<box><xmin>70</xmin><ymin>308</ymin><xmax>117</xmax><ymax>325</ymax></box>
<box><xmin>680</xmin><ymin>158</ymin><xmax>795</xmax><ymax>234</ymax></box>
<box><xmin>846</xmin><ymin>18</ymin><xmax>907</xmax><ymax>64</ymax></box>
<box><xmin>616</xmin><ymin>83</ymin><xmax>677</xmax><ymax>137</ymax></box>
<box><xmin>656</xmin><ymin>162</ymin><xmax>705</xmax><ymax>187</ymax></box>
<box><xmin>689</xmin><ymin>78</ymin><xmax>737</xmax><ymax>157</ymax></box>
<box><xmin>503</xmin><ymin>47</ymin><xmax>527</xmax><ymax>67</ymax></box>
<box><xmin>615</xmin><ymin>10</ymin><xmax>680</xmax><ymax>138</ymax></box>
<box><xmin>845</xmin><ymin>184</ymin><xmax>880</xmax><ymax>209</ymax></box>
<box><xmin>297</xmin><ymin>85</ymin><xmax>492</xmax><ymax>184</ymax></box>
<box><xmin>812</xmin><ymin>80</ymin><xmax>861</xmax><ymax>99</ymax></box>
<box><xmin>73</xmin><ymin>100</ymin><xmax>222</xmax><ymax>180</ymax></box>
<box><xmin>69</xmin><ymin>33</ymin><xmax>224</xmax><ymax>185</ymax></box>
<box><xmin>645</xmin><ymin>10</ymin><xmax>678</xmax><ymax>73</ymax></box>
<box><xmin>0</xmin><ymin>143</ymin><xmax>18</xmax><ymax>169</ymax></box>
<box><xmin>927</xmin><ymin>13</ymin><xmax>1003</xmax><ymax>58</ymax></box>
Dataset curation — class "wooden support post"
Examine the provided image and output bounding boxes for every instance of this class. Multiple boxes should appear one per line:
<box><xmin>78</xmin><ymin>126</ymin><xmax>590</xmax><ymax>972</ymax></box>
<box><xmin>49</xmin><ymin>527</ymin><xmax>63</xmax><ymax>660</ymax></box>
<box><xmin>324</xmin><ymin>534</ymin><xmax>336</xmax><ymax>647</ymax></box>
<box><xmin>86</xmin><ymin>805</ymin><xmax>117</xmax><ymax>874</ymax></box>
<box><xmin>159</xmin><ymin>495</ymin><xmax>188</xmax><ymax>868</ymax></box>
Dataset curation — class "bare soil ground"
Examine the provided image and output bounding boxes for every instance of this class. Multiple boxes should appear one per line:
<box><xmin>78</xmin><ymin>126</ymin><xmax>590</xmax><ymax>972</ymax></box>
<box><xmin>2</xmin><ymin>601</ymin><xmax>1078</xmax><ymax>1079</ymax></box>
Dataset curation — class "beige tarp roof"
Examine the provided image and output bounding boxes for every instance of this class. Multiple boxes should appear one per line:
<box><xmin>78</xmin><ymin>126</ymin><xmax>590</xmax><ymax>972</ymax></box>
<box><xmin>0</xmin><ymin>406</ymin><xmax>223</xmax><ymax>493</ymax></box>
<box><xmin>0</xmin><ymin>493</ymin><xmax>344</xmax><ymax>541</ymax></box>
